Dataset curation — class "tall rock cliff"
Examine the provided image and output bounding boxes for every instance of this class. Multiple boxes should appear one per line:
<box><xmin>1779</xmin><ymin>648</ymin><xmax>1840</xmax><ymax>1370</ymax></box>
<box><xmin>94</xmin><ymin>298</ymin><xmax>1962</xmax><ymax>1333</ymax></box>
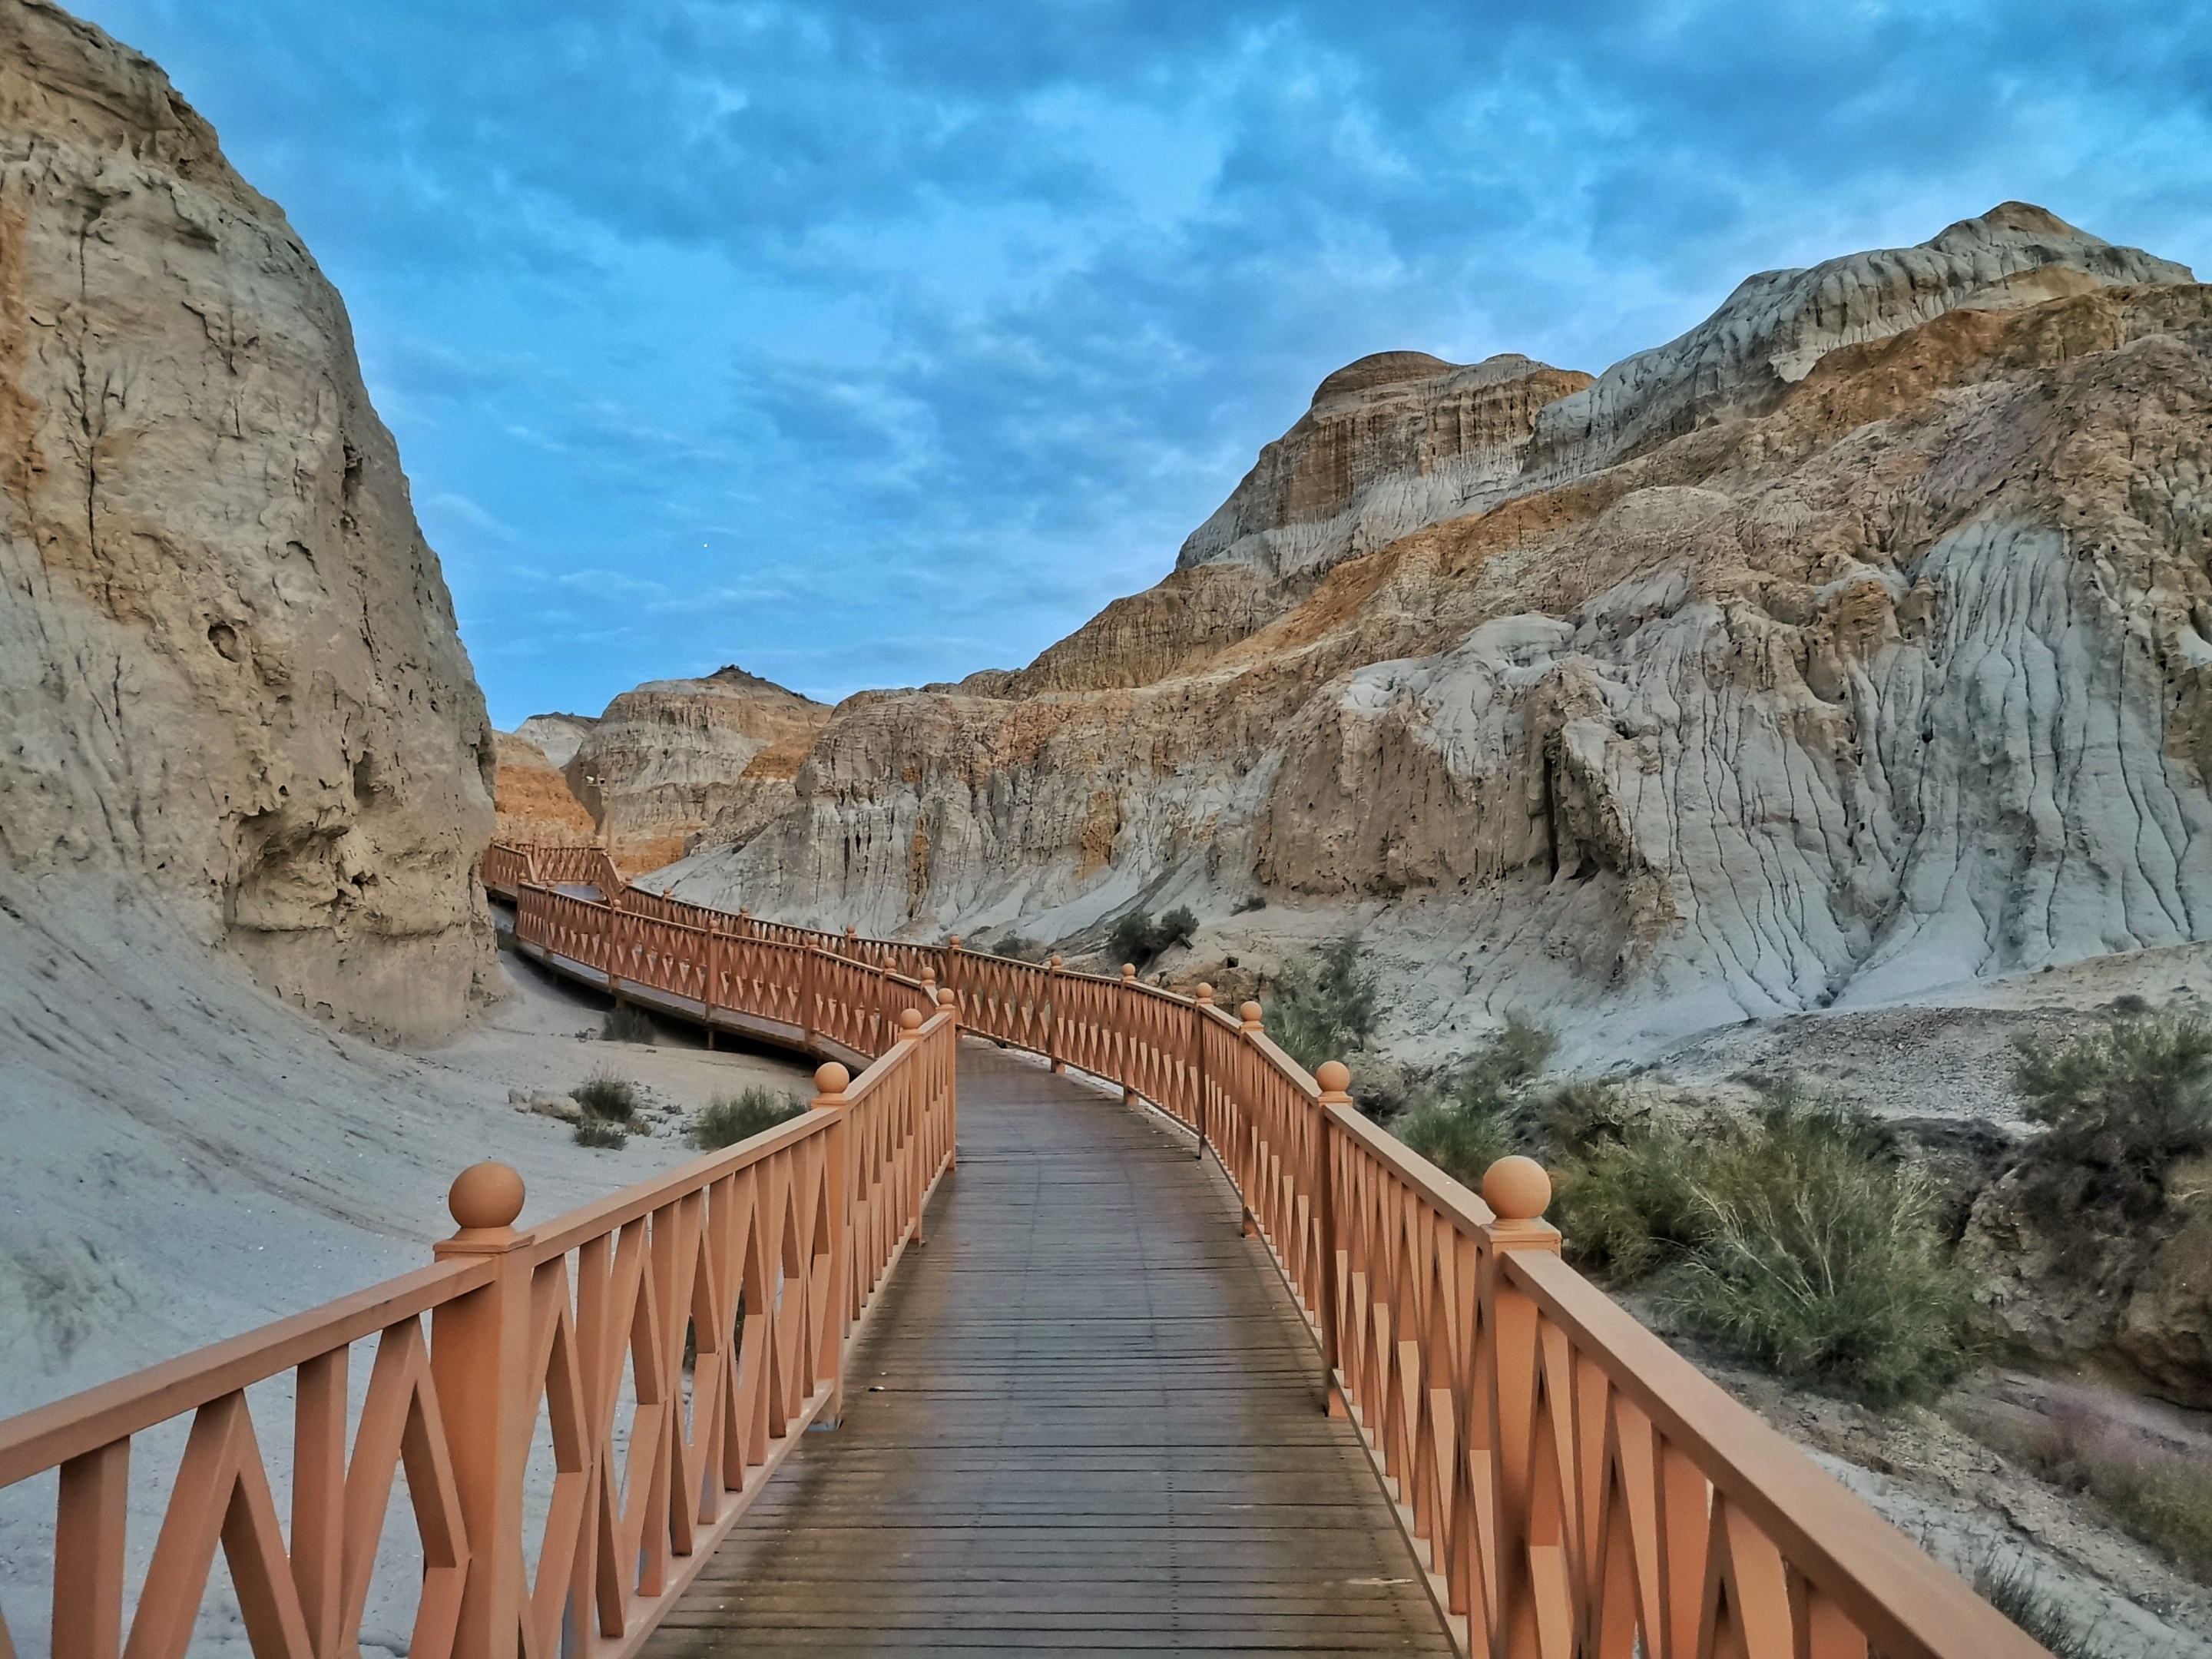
<box><xmin>0</xmin><ymin>0</ymin><xmax>495</xmax><ymax>1041</ymax></box>
<box><xmin>661</xmin><ymin>206</ymin><xmax>2211</xmax><ymax>1061</ymax></box>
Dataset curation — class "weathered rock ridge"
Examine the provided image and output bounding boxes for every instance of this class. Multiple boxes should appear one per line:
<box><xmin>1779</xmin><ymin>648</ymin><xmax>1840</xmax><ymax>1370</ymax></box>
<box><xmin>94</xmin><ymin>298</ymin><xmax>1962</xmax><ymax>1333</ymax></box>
<box><xmin>492</xmin><ymin>732</ymin><xmax>594</xmax><ymax>847</ymax></box>
<box><xmin>654</xmin><ymin>206</ymin><xmax>2212</xmax><ymax>1061</ymax></box>
<box><xmin>0</xmin><ymin>0</ymin><xmax>495</xmax><ymax>1041</ymax></box>
<box><xmin>564</xmin><ymin>666</ymin><xmax>830</xmax><ymax>873</ymax></box>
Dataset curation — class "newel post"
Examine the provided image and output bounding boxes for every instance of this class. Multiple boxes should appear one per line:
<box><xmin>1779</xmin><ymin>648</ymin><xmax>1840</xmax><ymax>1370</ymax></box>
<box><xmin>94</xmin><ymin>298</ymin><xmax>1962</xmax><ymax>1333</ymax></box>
<box><xmin>1117</xmin><ymin>962</ymin><xmax>1141</xmax><ymax>1109</ymax></box>
<box><xmin>1191</xmin><ymin>985</ymin><xmax>1214</xmax><ymax>1164</ymax></box>
<box><xmin>1313</xmin><ymin>1062</ymin><xmax>1352</xmax><ymax>1419</ymax></box>
<box><xmin>1236</xmin><ymin>1002</ymin><xmax>1265</xmax><ymax>1238</ymax></box>
<box><xmin>811</xmin><ymin>1064</ymin><xmax>853</xmax><ymax>1425</ymax></box>
<box><xmin>936</xmin><ymin>987</ymin><xmax>961</xmax><ymax>1167</ymax></box>
<box><xmin>1046</xmin><ymin>955</ymin><xmax>1066</xmax><ymax>1072</ymax></box>
<box><xmin>432</xmin><ymin>1163</ymin><xmax>533</xmax><ymax>1659</ymax></box>
<box><xmin>705</xmin><ymin>919</ymin><xmax>721</xmax><ymax>1048</ymax></box>
<box><xmin>1478</xmin><ymin>1155</ymin><xmax>1561</xmax><ymax>1659</ymax></box>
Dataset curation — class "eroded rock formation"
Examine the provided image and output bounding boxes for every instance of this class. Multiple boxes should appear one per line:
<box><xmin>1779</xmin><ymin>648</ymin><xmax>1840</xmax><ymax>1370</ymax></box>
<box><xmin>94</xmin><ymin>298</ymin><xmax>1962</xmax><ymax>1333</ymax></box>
<box><xmin>0</xmin><ymin>0</ymin><xmax>495</xmax><ymax>1041</ymax></box>
<box><xmin>492</xmin><ymin>732</ymin><xmax>595</xmax><ymax>847</ymax></box>
<box><xmin>565</xmin><ymin>666</ymin><xmax>830</xmax><ymax>874</ymax></box>
<box><xmin>661</xmin><ymin>206</ymin><xmax>2210</xmax><ymax>1062</ymax></box>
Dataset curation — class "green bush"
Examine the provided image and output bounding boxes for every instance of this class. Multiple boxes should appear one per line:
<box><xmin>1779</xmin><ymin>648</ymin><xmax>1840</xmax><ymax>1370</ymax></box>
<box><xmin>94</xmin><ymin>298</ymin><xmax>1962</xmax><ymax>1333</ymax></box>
<box><xmin>694</xmin><ymin>1087</ymin><xmax>808</xmax><ymax>1151</ymax></box>
<box><xmin>573</xmin><ymin>1072</ymin><xmax>639</xmax><ymax>1123</ymax></box>
<box><xmin>1552</xmin><ymin>1128</ymin><xmax>1706</xmax><ymax>1280</ymax></box>
<box><xmin>1554</xmin><ymin>1095</ymin><xmax>1970</xmax><ymax>1406</ymax></box>
<box><xmin>602</xmin><ymin>1005</ymin><xmax>657</xmax><ymax>1044</ymax></box>
<box><xmin>2015</xmin><ymin>1013</ymin><xmax>2212</xmax><ymax>1214</ymax></box>
<box><xmin>1108</xmin><ymin>906</ymin><xmax>1200</xmax><ymax>969</ymax></box>
<box><xmin>1263</xmin><ymin>938</ymin><xmax>1380</xmax><ymax>1076</ymax></box>
<box><xmin>1396</xmin><ymin>1099</ymin><xmax>1510</xmax><ymax>1189</ymax></box>
<box><xmin>574</xmin><ymin>1118</ymin><xmax>628</xmax><ymax>1150</ymax></box>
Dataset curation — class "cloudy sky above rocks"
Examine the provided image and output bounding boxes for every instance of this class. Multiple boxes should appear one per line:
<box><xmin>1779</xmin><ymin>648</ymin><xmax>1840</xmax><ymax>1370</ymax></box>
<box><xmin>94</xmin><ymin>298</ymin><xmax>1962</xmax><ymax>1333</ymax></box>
<box><xmin>83</xmin><ymin>0</ymin><xmax>2212</xmax><ymax>727</ymax></box>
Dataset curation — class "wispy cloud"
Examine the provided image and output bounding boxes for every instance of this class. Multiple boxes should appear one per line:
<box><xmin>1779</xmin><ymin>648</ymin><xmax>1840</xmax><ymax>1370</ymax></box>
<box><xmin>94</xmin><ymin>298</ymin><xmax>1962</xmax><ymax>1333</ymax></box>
<box><xmin>84</xmin><ymin>0</ymin><xmax>2212</xmax><ymax>727</ymax></box>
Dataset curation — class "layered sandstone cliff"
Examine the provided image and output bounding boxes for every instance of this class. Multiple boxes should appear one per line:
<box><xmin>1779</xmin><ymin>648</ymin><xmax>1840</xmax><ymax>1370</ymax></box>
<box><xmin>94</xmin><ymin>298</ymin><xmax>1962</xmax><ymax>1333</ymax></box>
<box><xmin>0</xmin><ymin>0</ymin><xmax>495</xmax><ymax>1041</ymax></box>
<box><xmin>565</xmin><ymin>666</ymin><xmax>830</xmax><ymax>873</ymax></box>
<box><xmin>660</xmin><ymin>206</ymin><xmax>2211</xmax><ymax>1061</ymax></box>
<box><xmin>492</xmin><ymin>731</ymin><xmax>594</xmax><ymax>847</ymax></box>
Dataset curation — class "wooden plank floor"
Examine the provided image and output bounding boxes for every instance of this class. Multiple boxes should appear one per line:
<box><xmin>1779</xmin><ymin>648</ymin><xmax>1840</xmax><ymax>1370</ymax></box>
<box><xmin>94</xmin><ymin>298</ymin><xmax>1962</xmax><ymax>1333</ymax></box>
<box><xmin>641</xmin><ymin>1041</ymin><xmax>1454</xmax><ymax>1657</ymax></box>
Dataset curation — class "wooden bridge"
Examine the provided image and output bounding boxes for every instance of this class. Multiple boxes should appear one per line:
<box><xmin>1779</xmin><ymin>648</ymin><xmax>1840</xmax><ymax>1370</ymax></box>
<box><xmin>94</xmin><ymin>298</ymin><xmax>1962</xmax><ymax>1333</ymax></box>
<box><xmin>0</xmin><ymin>843</ymin><xmax>2047</xmax><ymax>1659</ymax></box>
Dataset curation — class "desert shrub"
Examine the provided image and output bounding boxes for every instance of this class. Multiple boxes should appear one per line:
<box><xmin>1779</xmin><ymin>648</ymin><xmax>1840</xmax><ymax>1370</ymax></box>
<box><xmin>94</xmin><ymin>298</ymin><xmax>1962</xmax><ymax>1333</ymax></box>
<box><xmin>574</xmin><ymin>1118</ymin><xmax>628</xmax><ymax>1150</ymax></box>
<box><xmin>991</xmin><ymin>935</ymin><xmax>1048</xmax><ymax>963</ymax></box>
<box><xmin>573</xmin><ymin>1072</ymin><xmax>639</xmax><ymax>1123</ymax></box>
<box><xmin>1452</xmin><ymin>1015</ymin><xmax>1555</xmax><ymax>1112</ymax></box>
<box><xmin>1666</xmin><ymin>1100</ymin><xmax>1972</xmax><ymax>1406</ymax></box>
<box><xmin>1552</xmin><ymin>1128</ymin><xmax>1707</xmax><ymax>1280</ymax></box>
<box><xmin>2014</xmin><ymin>1013</ymin><xmax>2212</xmax><ymax>1213</ymax></box>
<box><xmin>1972</xmin><ymin>1555</ymin><xmax>2116</xmax><ymax>1659</ymax></box>
<box><xmin>694</xmin><ymin>1087</ymin><xmax>807</xmax><ymax>1151</ymax></box>
<box><xmin>1108</xmin><ymin>906</ymin><xmax>1200</xmax><ymax>969</ymax></box>
<box><xmin>602</xmin><ymin>1005</ymin><xmax>657</xmax><ymax>1044</ymax></box>
<box><xmin>1263</xmin><ymin>938</ymin><xmax>1380</xmax><ymax>1075</ymax></box>
<box><xmin>1555</xmin><ymin>1095</ymin><xmax>1969</xmax><ymax>1405</ymax></box>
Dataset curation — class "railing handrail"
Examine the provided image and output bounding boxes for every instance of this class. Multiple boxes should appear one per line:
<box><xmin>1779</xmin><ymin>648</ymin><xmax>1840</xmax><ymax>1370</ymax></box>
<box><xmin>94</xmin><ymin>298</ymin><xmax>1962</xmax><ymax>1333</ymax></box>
<box><xmin>0</xmin><ymin>1259</ymin><xmax>493</xmax><ymax>1488</ymax></box>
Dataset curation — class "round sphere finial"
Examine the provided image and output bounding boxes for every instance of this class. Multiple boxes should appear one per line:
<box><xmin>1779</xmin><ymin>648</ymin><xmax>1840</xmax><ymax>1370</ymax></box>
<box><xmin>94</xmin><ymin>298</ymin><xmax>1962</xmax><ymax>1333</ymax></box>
<box><xmin>1483</xmin><ymin>1155</ymin><xmax>1553</xmax><ymax>1222</ymax></box>
<box><xmin>1240</xmin><ymin>1001</ymin><xmax>1263</xmax><ymax>1025</ymax></box>
<box><xmin>938</xmin><ymin>987</ymin><xmax>956</xmax><ymax>1006</ymax></box>
<box><xmin>899</xmin><ymin>1007</ymin><xmax>924</xmax><ymax>1031</ymax></box>
<box><xmin>1121</xmin><ymin>963</ymin><xmax>1136</xmax><ymax>980</ymax></box>
<box><xmin>1194</xmin><ymin>983</ymin><xmax>1214</xmax><ymax>1004</ymax></box>
<box><xmin>449</xmin><ymin>1162</ymin><xmax>525</xmax><ymax>1233</ymax></box>
<box><xmin>1315</xmin><ymin>1061</ymin><xmax>1352</xmax><ymax>1095</ymax></box>
<box><xmin>1050</xmin><ymin>955</ymin><xmax>1063</xmax><ymax>969</ymax></box>
<box><xmin>814</xmin><ymin>1061</ymin><xmax>850</xmax><ymax>1096</ymax></box>
<box><xmin>949</xmin><ymin>935</ymin><xmax>962</xmax><ymax>951</ymax></box>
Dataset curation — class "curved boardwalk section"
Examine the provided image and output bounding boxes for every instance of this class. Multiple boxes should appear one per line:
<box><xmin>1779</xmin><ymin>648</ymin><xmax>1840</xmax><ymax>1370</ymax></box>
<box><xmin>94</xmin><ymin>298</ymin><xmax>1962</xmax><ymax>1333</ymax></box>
<box><xmin>643</xmin><ymin>1045</ymin><xmax>1452</xmax><ymax>1657</ymax></box>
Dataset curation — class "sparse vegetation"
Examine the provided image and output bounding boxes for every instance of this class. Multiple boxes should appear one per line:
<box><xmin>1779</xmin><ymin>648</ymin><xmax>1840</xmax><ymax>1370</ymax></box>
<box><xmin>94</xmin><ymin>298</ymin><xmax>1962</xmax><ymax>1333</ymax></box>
<box><xmin>989</xmin><ymin>935</ymin><xmax>1048</xmax><ymax>964</ymax></box>
<box><xmin>1392</xmin><ymin>1016</ymin><xmax>1557</xmax><ymax>1187</ymax></box>
<box><xmin>693</xmin><ymin>1087</ymin><xmax>808</xmax><ymax>1151</ymax></box>
<box><xmin>573</xmin><ymin>1071</ymin><xmax>639</xmax><ymax>1124</ymax></box>
<box><xmin>602</xmin><ymin>1005</ymin><xmax>657</xmax><ymax>1044</ymax></box>
<box><xmin>1552</xmin><ymin>1094</ymin><xmax>1970</xmax><ymax>1406</ymax></box>
<box><xmin>1263</xmin><ymin>937</ymin><xmax>1380</xmax><ymax>1075</ymax></box>
<box><xmin>574</xmin><ymin>1118</ymin><xmax>628</xmax><ymax>1150</ymax></box>
<box><xmin>1962</xmin><ymin>1402</ymin><xmax>2212</xmax><ymax>1584</ymax></box>
<box><xmin>1108</xmin><ymin>906</ymin><xmax>1199</xmax><ymax>970</ymax></box>
<box><xmin>2014</xmin><ymin>1012</ymin><xmax>2212</xmax><ymax>1214</ymax></box>
<box><xmin>1971</xmin><ymin>1554</ymin><xmax>2117</xmax><ymax>1659</ymax></box>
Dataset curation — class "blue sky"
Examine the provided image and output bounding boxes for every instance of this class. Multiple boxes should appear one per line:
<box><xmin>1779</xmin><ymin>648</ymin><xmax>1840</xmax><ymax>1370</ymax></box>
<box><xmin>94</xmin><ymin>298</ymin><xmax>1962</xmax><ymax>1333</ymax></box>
<box><xmin>80</xmin><ymin>1</ymin><xmax>2212</xmax><ymax>727</ymax></box>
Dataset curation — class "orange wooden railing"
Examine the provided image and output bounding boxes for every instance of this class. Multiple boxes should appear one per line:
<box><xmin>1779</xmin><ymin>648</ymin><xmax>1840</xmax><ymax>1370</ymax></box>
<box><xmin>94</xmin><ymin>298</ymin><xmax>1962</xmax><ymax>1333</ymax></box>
<box><xmin>485</xmin><ymin>843</ymin><xmax>2045</xmax><ymax>1659</ymax></box>
<box><xmin>0</xmin><ymin>926</ymin><xmax>953</xmax><ymax>1659</ymax></box>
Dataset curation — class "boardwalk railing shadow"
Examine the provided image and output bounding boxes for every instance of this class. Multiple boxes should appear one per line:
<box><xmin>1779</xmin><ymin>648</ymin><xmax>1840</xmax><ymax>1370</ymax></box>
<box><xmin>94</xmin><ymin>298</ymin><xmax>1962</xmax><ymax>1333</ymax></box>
<box><xmin>0</xmin><ymin>843</ymin><xmax>2048</xmax><ymax>1659</ymax></box>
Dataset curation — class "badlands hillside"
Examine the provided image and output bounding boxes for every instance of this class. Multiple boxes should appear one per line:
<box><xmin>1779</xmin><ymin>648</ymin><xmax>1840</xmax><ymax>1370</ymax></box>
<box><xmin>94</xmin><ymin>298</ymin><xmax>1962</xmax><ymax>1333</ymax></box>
<box><xmin>652</xmin><ymin>204</ymin><xmax>2212</xmax><ymax>1065</ymax></box>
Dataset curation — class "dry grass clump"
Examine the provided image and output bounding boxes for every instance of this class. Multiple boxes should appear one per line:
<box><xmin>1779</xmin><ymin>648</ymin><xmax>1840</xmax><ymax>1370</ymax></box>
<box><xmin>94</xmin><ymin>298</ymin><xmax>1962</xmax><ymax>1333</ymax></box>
<box><xmin>602</xmin><ymin>1005</ymin><xmax>657</xmax><ymax>1045</ymax></box>
<box><xmin>693</xmin><ymin>1087</ymin><xmax>807</xmax><ymax>1151</ymax></box>
<box><xmin>574</xmin><ymin>1118</ymin><xmax>628</xmax><ymax>1150</ymax></box>
<box><xmin>1552</xmin><ymin>1094</ymin><xmax>1972</xmax><ymax>1406</ymax></box>
<box><xmin>1970</xmin><ymin>1555</ymin><xmax>2120</xmax><ymax>1659</ymax></box>
<box><xmin>1962</xmin><ymin>1402</ymin><xmax>2212</xmax><ymax>1585</ymax></box>
<box><xmin>573</xmin><ymin>1071</ymin><xmax>639</xmax><ymax>1123</ymax></box>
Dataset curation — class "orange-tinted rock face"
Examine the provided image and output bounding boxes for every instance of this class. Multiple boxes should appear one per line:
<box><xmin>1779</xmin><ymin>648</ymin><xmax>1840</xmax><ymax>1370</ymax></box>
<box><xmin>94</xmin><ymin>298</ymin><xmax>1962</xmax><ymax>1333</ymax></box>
<box><xmin>659</xmin><ymin>208</ymin><xmax>2212</xmax><ymax>1061</ymax></box>
<box><xmin>493</xmin><ymin>733</ymin><xmax>595</xmax><ymax>847</ymax></box>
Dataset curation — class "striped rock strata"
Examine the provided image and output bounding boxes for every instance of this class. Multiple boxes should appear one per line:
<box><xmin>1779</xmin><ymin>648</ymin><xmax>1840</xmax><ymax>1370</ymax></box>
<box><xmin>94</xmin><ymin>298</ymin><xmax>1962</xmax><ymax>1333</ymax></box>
<box><xmin>659</xmin><ymin>206</ymin><xmax>2210</xmax><ymax>1061</ymax></box>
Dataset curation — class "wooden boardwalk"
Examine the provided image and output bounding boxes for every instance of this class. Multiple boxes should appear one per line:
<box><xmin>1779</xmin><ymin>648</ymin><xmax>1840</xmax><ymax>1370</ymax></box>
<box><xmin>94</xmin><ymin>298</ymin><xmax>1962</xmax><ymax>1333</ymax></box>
<box><xmin>641</xmin><ymin>1041</ymin><xmax>1453</xmax><ymax>1657</ymax></box>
